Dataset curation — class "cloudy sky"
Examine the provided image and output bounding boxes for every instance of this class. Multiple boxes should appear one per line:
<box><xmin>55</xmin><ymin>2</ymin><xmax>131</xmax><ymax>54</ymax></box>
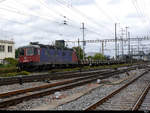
<box><xmin>0</xmin><ymin>0</ymin><xmax>150</xmax><ymax>57</ymax></box>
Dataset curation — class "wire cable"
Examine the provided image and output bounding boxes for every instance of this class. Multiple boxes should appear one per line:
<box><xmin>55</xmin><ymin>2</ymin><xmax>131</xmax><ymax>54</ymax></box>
<box><xmin>55</xmin><ymin>0</ymin><xmax>114</xmax><ymax>33</ymax></box>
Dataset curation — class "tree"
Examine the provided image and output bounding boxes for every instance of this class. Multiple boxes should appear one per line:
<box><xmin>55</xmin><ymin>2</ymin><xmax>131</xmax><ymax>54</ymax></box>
<box><xmin>93</xmin><ymin>53</ymin><xmax>106</xmax><ymax>60</ymax></box>
<box><xmin>72</xmin><ymin>46</ymin><xmax>85</xmax><ymax>60</ymax></box>
<box><xmin>15</xmin><ymin>49</ymin><xmax>19</xmax><ymax>58</ymax></box>
<box><xmin>87</xmin><ymin>56</ymin><xmax>93</xmax><ymax>60</ymax></box>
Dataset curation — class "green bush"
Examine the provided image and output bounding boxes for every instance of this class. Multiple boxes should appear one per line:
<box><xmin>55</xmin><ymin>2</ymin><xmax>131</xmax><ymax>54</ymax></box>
<box><xmin>4</xmin><ymin>58</ymin><xmax>18</xmax><ymax>66</ymax></box>
<box><xmin>0</xmin><ymin>71</ymin><xmax>30</xmax><ymax>77</ymax></box>
<box><xmin>6</xmin><ymin>72</ymin><xmax>17</xmax><ymax>77</ymax></box>
<box><xmin>17</xmin><ymin>71</ymin><xmax>30</xmax><ymax>75</ymax></box>
<box><xmin>0</xmin><ymin>72</ymin><xmax>17</xmax><ymax>77</ymax></box>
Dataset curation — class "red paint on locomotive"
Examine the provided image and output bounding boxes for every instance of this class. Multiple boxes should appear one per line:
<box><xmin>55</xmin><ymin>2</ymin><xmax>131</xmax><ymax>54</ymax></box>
<box><xmin>72</xmin><ymin>51</ymin><xmax>78</xmax><ymax>62</ymax></box>
<box><xmin>19</xmin><ymin>48</ymin><xmax>40</xmax><ymax>63</ymax></box>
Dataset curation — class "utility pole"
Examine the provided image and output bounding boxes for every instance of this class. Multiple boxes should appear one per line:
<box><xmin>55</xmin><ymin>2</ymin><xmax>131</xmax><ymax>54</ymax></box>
<box><xmin>118</xmin><ymin>43</ymin><xmax>119</xmax><ymax>57</ymax></box>
<box><xmin>137</xmin><ymin>37</ymin><xmax>140</xmax><ymax>54</ymax></box>
<box><xmin>78</xmin><ymin>38</ymin><xmax>81</xmax><ymax>63</ymax></box>
<box><xmin>125</xmin><ymin>27</ymin><xmax>129</xmax><ymax>38</ymax></box>
<box><xmin>81</xmin><ymin>22</ymin><xmax>85</xmax><ymax>60</ymax></box>
<box><xmin>102</xmin><ymin>41</ymin><xmax>104</xmax><ymax>55</ymax></box>
<box><xmin>78</xmin><ymin>38</ymin><xmax>80</xmax><ymax>58</ymax></box>
<box><xmin>128</xmin><ymin>32</ymin><xmax>130</xmax><ymax>55</ymax></box>
<box><xmin>115</xmin><ymin>23</ymin><xmax>117</xmax><ymax>60</ymax></box>
<box><xmin>125</xmin><ymin>26</ymin><xmax>129</xmax><ymax>55</ymax></box>
<box><xmin>120</xmin><ymin>28</ymin><xmax>124</xmax><ymax>57</ymax></box>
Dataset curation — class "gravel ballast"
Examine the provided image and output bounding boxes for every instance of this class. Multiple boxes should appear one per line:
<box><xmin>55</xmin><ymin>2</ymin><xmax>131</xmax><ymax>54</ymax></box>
<box><xmin>55</xmin><ymin>69</ymin><xmax>145</xmax><ymax>110</ymax></box>
<box><xmin>3</xmin><ymin>69</ymin><xmax>145</xmax><ymax>110</ymax></box>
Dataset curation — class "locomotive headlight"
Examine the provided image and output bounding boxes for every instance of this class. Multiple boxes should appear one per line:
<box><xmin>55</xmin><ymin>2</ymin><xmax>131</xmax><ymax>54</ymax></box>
<box><xmin>24</xmin><ymin>57</ymin><xmax>27</xmax><ymax>60</ymax></box>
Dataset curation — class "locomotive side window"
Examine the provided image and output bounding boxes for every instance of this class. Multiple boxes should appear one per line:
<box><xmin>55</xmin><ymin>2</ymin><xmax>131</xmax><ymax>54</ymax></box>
<box><xmin>26</xmin><ymin>48</ymin><xmax>34</xmax><ymax>56</ymax></box>
<box><xmin>34</xmin><ymin>48</ymin><xmax>38</xmax><ymax>55</ymax></box>
<box><xmin>19</xmin><ymin>48</ymin><xmax>24</xmax><ymax>56</ymax></box>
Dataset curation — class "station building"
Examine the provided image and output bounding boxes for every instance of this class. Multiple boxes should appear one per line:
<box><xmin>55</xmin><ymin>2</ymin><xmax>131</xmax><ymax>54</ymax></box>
<box><xmin>0</xmin><ymin>40</ymin><xmax>15</xmax><ymax>63</ymax></box>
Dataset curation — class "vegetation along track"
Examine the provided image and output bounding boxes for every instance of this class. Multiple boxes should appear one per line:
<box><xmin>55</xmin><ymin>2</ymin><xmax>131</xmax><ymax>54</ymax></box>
<box><xmin>0</xmin><ymin>65</ymin><xmax>140</xmax><ymax>86</ymax></box>
<box><xmin>0</xmin><ymin>67</ymin><xmax>138</xmax><ymax>109</ymax></box>
<box><xmin>84</xmin><ymin>69</ymin><xmax>150</xmax><ymax>110</ymax></box>
<box><xmin>0</xmin><ymin>69</ymin><xmax>112</xmax><ymax>86</ymax></box>
<box><xmin>1</xmin><ymin>64</ymin><xmax>145</xmax><ymax>86</ymax></box>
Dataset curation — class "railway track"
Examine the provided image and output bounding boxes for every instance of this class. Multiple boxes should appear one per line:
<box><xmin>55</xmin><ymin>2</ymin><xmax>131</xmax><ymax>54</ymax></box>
<box><xmin>84</xmin><ymin>69</ymin><xmax>150</xmax><ymax>110</ymax></box>
<box><xmin>132</xmin><ymin>83</ymin><xmax>150</xmax><ymax>110</ymax></box>
<box><xmin>0</xmin><ymin>65</ymin><xmax>140</xmax><ymax>86</ymax></box>
<box><xmin>0</xmin><ymin>67</ymin><xmax>136</xmax><ymax>109</ymax></box>
<box><xmin>0</xmin><ymin>69</ymin><xmax>112</xmax><ymax>86</ymax></box>
<box><xmin>139</xmin><ymin>87</ymin><xmax>150</xmax><ymax>111</ymax></box>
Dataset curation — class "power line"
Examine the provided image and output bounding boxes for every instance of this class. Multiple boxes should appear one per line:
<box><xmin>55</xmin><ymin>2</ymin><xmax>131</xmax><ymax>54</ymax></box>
<box><xmin>0</xmin><ymin>1</ymin><xmax>114</xmax><ymax>39</ymax></box>
<box><xmin>0</xmin><ymin>6</ymin><xmax>81</xmax><ymax>39</ymax></box>
<box><xmin>12</xmin><ymin>0</ymin><xmax>60</xmax><ymax>20</ymax></box>
<box><xmin>38</xmin><ymin>0</ymin><xmax>111</xmax><ymax>38</ymax></box>
<box><xmin>0</xmin><ymin>5</ymin><xmax>61</xmax><ymax>24</ymax></box>
<box><xmin>131</xmin><ymin>0</ymin><xmax>146</xmax><ymax>23</ymax></box>
<box><xmin>0</xmin><ymin>0</ymin><xmax>68</xmax><ymax>25</ymax></box>
<box><xmin>38</xmin><ymin>0</ymin><xmax>66</xmax><ymax>19</ymax></box>
<box><xmin>7</xmin><ymin>0</ymin><xmax>103</xmax><ymax>37</ymax></box>
<box><xmin>94</xmin><ymin>3</ymin><xmax>117</xmax><ymax>23</ymax></box>
<box><xmin>55</xmin><ymin>0</ymin><xmax>114</xmax><ymax>33</ymax></box>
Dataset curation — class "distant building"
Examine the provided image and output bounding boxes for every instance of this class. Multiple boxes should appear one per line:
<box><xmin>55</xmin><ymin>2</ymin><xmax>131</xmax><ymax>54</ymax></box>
<box><xmin>0</xmin><ymin>40</ymin><xmax>15</xmax><ymax>63</ymax></box>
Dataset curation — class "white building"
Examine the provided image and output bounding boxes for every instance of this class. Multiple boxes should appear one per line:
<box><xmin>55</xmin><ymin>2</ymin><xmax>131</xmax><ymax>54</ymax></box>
<box><xmin>0</xmin><ymin>40</ymin><xmax>15</xmax><ymax>63</ymax></box>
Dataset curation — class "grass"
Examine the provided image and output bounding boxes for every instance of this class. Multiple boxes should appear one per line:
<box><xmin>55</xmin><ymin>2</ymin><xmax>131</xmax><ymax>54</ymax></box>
<box><xmin>0</xmin><ymin>71</ymin><xmax>30</xmax><ymax>77</ymax></box>
<box><xmin>0</xmin><ymin>66</ymin><xmax>17</xmax><ymax>74</ymax></box>
<box><xmin>48</xmin><ymin>63</ymin><xmax>134</xmax><ymax>74</ymax></box>
<box><xmin>0</xmin><ymin>62</ymin><xmax>138</xmax><ymax>77</ymax></box>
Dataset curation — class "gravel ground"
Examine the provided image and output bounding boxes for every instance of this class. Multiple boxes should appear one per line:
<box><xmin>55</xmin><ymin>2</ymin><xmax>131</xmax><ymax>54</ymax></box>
<box><xmin>54</xmin><ymin>69</ymin><xmax>145</xmax><ymax>110</ymax></box>
<box><xmin>0</xmin><ymin>69</ymin><xmax>112</xmax><ymax>93</ymax></box>
<box><xmin>0</xmin><ymin>79</ymin><xmax>64</xmax><ymax>94</ymax></box>
<box><xmin>96</xmin><ymin>70</ymin><xmax>150</xmax><ymax>110</ymax></box>
<box><xmin>4</xmin><ymin>69</ymin><xmax>145</xmax><ymax>110</ymax></box>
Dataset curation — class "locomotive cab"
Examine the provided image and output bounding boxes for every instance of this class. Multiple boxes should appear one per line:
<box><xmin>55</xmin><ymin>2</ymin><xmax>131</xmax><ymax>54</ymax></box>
<box><xmin>18</xmin><ymin>45</ymin><xmax>40</xmax><ymax>70</ymax></box>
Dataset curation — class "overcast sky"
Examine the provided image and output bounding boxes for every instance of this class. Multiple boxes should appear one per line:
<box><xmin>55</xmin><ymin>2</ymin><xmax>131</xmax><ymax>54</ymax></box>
<box><xmin>0</xmin><ymin>0</ymin><xmax>150</xmax><ymax>57</ymax></box>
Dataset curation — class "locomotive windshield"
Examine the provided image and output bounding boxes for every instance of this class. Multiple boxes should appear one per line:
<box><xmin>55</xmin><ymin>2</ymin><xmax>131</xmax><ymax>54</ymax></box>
<box><xmin>34</xmin><ymin>48</ymin><xmax>39</xmax><ymax>55</ymax></box>
<box><xmin>19</xmin><ymin>48</ymin><xmax>24</xmax><ymax>56</ymax></box>
<box><xmin>26</xmin><ymin>47</ymin><xmax>39</xmax><ymax>56</ymax></box>
<box><xmin>26</xmin><ymin>48</ymin><xmax>34</xmax><ymax>56</ymax></box>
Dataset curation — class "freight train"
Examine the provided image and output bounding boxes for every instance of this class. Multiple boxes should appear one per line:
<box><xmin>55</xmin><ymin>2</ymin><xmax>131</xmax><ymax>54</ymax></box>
<box><xmin>18</xmin><ymin>41</ymin><xmax>79</xmax><ymax>71</ymax></box>
<box><xmin>18</xmin><ymin>40</ymin><xmax>126</xmax><ymax>71</ymax></box>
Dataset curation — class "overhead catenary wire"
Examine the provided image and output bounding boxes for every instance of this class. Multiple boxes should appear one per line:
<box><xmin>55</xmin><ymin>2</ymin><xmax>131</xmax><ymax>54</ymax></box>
<box><xmin>0</xmin><ymin>3</ymin><xmax>62</xmax><ymax>25</ymax></box>
<box><xmin>93</xmin><ymin>3</ymin><xmax>117</xmax><ymax>23</ymax></box>
<box><xmin>46</xmin><ymin>0</ymin><xmax>106</xmax><ymax>36</ymax></box>
<box><xmin>3</xmin><ymin>0</ymin><xmax>109</xmax><ymax>38</ymax></box>
<box><xmin>0</xmin><ymin>8</ymin><xmax>100</xmax><ymax>41</ymax></box>
<box><xmin>38</xmin><ymin>0</ymin><xmax>112</xmax><ymax>38</ymax></box>
<box><xmin>0</xmin><ymin>1</ymin><xmax>126</xmax><ymax>41</ymax></box>
<box><xmin>38</xmin><ymin>0</ymin><xmax>67</xmax><ymax>19</ymax></box>
<box><xmin>55</xmin><ymin>0</ymin><xmax>114</xmax><ymax>34</ymax></box>
<box><xmin>13</xmin><ymin>0</ymin><xmax>61</xmax><ymax>20</ymax></box>
<box><xmin>131</xmin><ymin>0</ymin><xmax>147</xmax><ymax>23</ymax></box>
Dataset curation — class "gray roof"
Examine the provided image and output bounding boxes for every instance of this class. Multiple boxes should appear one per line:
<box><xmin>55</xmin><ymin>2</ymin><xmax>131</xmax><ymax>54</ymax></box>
<box><xmin>0</xmin><ymin>40</ymin><xmax>14</xmax><ymax>44</ymax></box>
<box><xmin>19</xmin><ymin>44</ymin><xmax>40</xmax><ymax>49</ymax></box>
